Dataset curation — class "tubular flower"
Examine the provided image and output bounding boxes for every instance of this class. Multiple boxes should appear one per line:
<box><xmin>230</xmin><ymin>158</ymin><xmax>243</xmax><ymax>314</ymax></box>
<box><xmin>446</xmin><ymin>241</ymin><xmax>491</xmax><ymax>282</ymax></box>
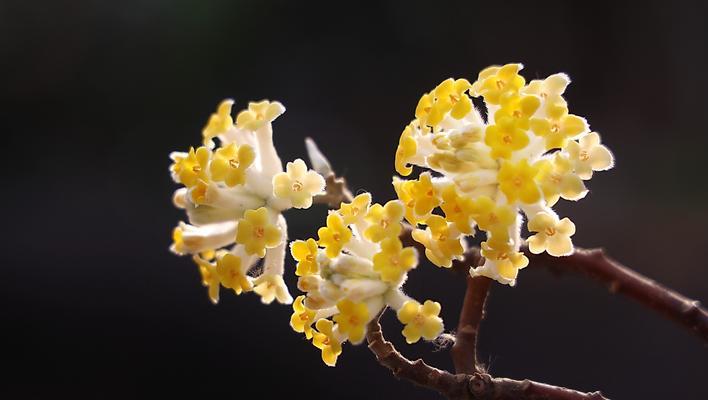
<box><xmin>290</xmin><ymin>295</ymin><xmax>316</xmax><ymax>339</ymax></box>
<box><xmin>290</xmin><ymin>193</ymin><xmax>444</xmax><ymax>366</ymax></box>
<box><xmin>169</xmin><ymin>99</ymin><xmax>325</xmax><ymax>304</ymax></box>
<box><xmin>291</xmin><ymin>238</ymin><xmax>320</xmax><ymax>276</ymax></box>
<box><xmin>526</xmin><ymin>212</ymin><xmax>576</xmax><ymax>257</ymax></box>
<box><xmin>397</xmin><ymin>300</ymin><xmax>444</xmax><ymax>344</ymax></box>
<box><xmin>338</xmin><ymin>193</ymin><xmax>371</xmax><ymax>225</ymax></box>
<box><xmin>273</xmin><ymin>158</ymin><xmax>326</xmax><ymax>209</ymax></box>
<box><xmin>392</xmin><ymin>64</ymin><xmax>614</xmax><ymax>285</ymax></box>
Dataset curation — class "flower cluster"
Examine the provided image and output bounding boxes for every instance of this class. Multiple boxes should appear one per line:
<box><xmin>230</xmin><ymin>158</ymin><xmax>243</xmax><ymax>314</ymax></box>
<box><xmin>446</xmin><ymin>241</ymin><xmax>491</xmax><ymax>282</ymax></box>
<box><xmin>169</xmin><ymin>99</ymin><xmax>326</xmax><ymax>304</ymax></box>
<box><xmin>394</xmin><ymin>64</ymin><xmax>614</xmax><ymax>285</ymax></box>
<box><xmin>289</xmin><ymin>193</ymin><xmax>444</xmax><ymax>366</ymax></box>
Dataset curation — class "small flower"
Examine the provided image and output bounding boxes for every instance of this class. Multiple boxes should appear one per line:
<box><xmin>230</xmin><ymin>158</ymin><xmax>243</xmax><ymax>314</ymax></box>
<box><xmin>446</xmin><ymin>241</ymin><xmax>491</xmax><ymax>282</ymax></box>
<box><xmin>565</xmin><ymin>132</ymin><xmax>614</xmax><ymax>180</ymax></box>
<box><xmin>192</xmin><ymin>255</ymin><xmax>220</xmax><ymax>304</ymax></box>
<box><xmin>364</xmin><ymin>200</ymin><xmax>404</xmax><ymax>242</ymax></box>
<box><xmin>412</xmin><ymin>215</ymin><xmax>465</xmax><ymax>268</ymax></box>
<box><xmin>527</xmin><ymin>212</ymin><xmax>576</xmax><ymax>257</ymax></box>
<box><xmin>290</xmin><ymin>295</ymin><xmax>316</xmax><ymax>339</ymax></box>
<box><xmin>333</xmin><ymin>299</ymin><xmax>370</xmax><ymax>344</ymax></box>
<box><xmin>416</xmin><ymin>78</ymin><xmax>473</xmax><ymax>129</ymax></box>
<box><xmin>210</xmin><ymin>143</ymin><xmax>256</xmax><ymax>187</ymax></box>
<box><xmin>440</xmin><ymin>185</ymin><xmax>476</xmax><ymax>234</ymax></box>
<box><xmin>202</xmin><ymin>99</ymin><xmax>234</xmax><ymax>147</ymax></box>
<box><xmin>338</xmin><ymin>193</ymin><xmax>372</xmax><ymax>225</ymax></box>
<box><xmin>484</xmin><ymin>115</ymin><xmax>530</xmax><ymax>159</ymax></box>
<box><xmin>253</xmin><ymin>274</ymin><xmax>293</xmax><ymax>304</ymax></box>
<box><xmin>235</xmin><ymin>207</ymin><xmax>283</xmax><ymax>257</ymax></box>
<box><xmin>470</xmin><ymin>196</ymin><xmax>516</xmax><ymax>235</ymax></box>
<box><xmin>215</xmin><ymin>253</ymin><xmax>252</xmax><ymax>295</ymax></box>
<box><xmin>471</xmin><ymin>63</ymin><xmax>525</xmax><ymax>105</ymax></box>
<box><xmin>392</xmin><ymin>178</ymin><xmax>420</xmax><ymax>225</ymax></box>
<box><xmin>396</xmin><ymin>300</ymin><xmax>444</xmax><ymax>344</ymax></box>
<box><xmin>395</xmin><ymin>125</ymin><xmax>417</xmax><ymax>176</ymax></box>
<box><xmin>536</xmin><ymin>155</ymin><xmax>587</xmax><ymax>206</ymax></box>
<box><xmin>312</xmin><ymin>319</ymin><xmax>343</xmax><ymax>367</ymax></box>
<box><xmin>171</xmin><ymin>146</ymin><xmax>211</xmax><ymax>188</ymax></box>
<box><xmin>409</xmin><ymin>172</ymin><xmax>441</xmax><ymax>217</ymax></box>
<box><xmin>291</xmin><ymin>238</ymin><xmax>319</xmax><ymax>276</ymax></box>
<box><xmin>372</xmin><ymin>237</ymin><xmax>417</xmax><ymax>283</ymax></box>
<box><xmin>480</xmin><ymin>237</ymin><xmax>529</xmax><ymax>281</ymax></box>
<box><xmin>523</xmin><ymin>73</ymin><xmax>570</xmax><ymax>101</ymax></box>
<box><xmin>318</xmin><ymin>213</ymin><xmax>352</xmax><ymax>258</ymax></box>
<box><xmin>273</xmin><ymin>158</ymin><xmax>325</xmax><ymax>209</ymax></box>
<box><xmin>498</xmin><ymin>159</ymin><xmax>542</xmax><ymax>204</ymax></box>
<box><xmin>530</xmin><ymin>99</ymin><xmax>587</xmax><ymax>150</ymax></box>
<box><xmin>235</xmin><ymin>100</ymin><xmax>285</xmax><ymax>131</ymax></box>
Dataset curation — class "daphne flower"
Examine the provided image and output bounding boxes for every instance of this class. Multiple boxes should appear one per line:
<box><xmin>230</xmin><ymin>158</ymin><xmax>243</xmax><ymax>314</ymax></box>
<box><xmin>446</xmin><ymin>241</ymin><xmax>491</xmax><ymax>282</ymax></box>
<box><xmin>215</xmin><ymin>253</ymin><xmax>252</xmax><ymax>295</ymax></box>
<box><xmin>393</xmin><ymin>64</ymin><xmax>614</xmax><ymax>285</ymax></box>
<box><xmin>565</xmin><ymin>132</ymin><xmax>614</xmax><ymax>179</ymax></box>
<box><xmin>290</xmin><ymin>192</ymin><xmax>444</xmax><ymax>365</ymax></box>
<box><xmin>312</xmin><ymin>319</ymin><xmax>343</xmax><ymax>367</ymax></box>
<box><xmin>273</xmin><ymin>158</ymin><xmax>326</xmax><ymax>209</ymax></box>
<box><xmin>290</xmin><ymin>295</ymin><xmax>316</xmax><ymax>339</ymax></box>
<box><xmin>397</xmin><ymin>300</ymin><xmax>444</xmax><ymax>344</ymax></box>
<box><xmin>235</xmin><ymin>100</ymin><xmax>286</xmax><ymax>131</ymax></box>
<box><xmin>235</xmin><ymin>207</ymin><xmax>282</xmax><ymax>257</ymax></box>
<box><xmin>291</xmin><ymin>238</ymin><xmax>320</xmax><ymax>276</ymax></box>
<box><xmin>169</xmin><ymin>99</ymin><xmax>325</xmax><ymax>305</ymax></box>
<box><xmin>527</xmin><ymin>212</ymin><xmax>576</xmax><ymax>257</ymax></box>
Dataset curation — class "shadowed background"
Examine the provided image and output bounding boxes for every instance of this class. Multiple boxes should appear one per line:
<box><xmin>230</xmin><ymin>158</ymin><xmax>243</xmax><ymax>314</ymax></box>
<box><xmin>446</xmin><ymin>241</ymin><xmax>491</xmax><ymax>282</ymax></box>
<box><xmin>2</xmin><ymin>0</ymin><xmax>707</xmax><ymax>398</ymax></box>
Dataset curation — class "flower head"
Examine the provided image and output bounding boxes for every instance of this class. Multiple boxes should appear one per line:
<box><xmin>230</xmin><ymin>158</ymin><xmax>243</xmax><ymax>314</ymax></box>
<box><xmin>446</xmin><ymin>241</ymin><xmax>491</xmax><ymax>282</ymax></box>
<box><xmin>290</xmin><ymin>295</ymin><xmax>316</xmax><ymax>339</ymax></box>
<box><xmin>215</xmin><ymin>253</ymin><xmax>252</xmax><ymax>295</ymax></box>
<box><xmin>318</xmin><ymin>213</ymin><xmax>352</xmax><ymax>258</ymax></box>
<box><xmin>527</xmin><ymin>212</ymin><xmax>576</xmax><ymax>257</ymax></box>
<box><xmin>273</xmin><ymin>158</ymin><xmax>326</xmax><ymax>209</ymax></box>
<box><xmin>312</xmin><ymin>319</ymin><xmax>343</xmax><ymax>367</ymax></box>
<box><xmin>397</xmin><ymin>300</ymin><xmax>444</xmax><ymax>344</ymax></box>
<box><xmin>392</xmin><ymin>64</ymin><xmax>614</xmax><ymax>285</ymax></box>
<box><xmin>235</xmin><ymin>100</ymin><xmax>285</xmax><ymax>131</ymax></box>
<box><xmin>364</xmin><ymin>200</ymin><xmax>404</xmax><ymax>242</ymax></box>
<box><xmin>236</xmin><ymin>207</ymin><xmax>282</xmax><ymax>258</ymax></box>
<box><xmin>210</xmin><ymin>143</ymin><xmax>256</xmax><ymax>187</ymax></box>
<box><xmin>291</xmin><ymin>238</ymin><xmax>320</xmax><ymax>277</ymax></box>
<box><xmin>373</xmin><ymin>237</ymin><xmax>417</xmax><ymax>283</ymax></box>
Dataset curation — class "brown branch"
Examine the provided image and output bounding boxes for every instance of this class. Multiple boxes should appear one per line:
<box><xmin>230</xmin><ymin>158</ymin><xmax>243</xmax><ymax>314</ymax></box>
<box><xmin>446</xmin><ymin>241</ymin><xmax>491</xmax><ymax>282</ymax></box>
<box><xmin>366</xmin><ymin>315</ymin><xmax>607</xmax><ymax>400</ymax></box>
<box><xmin>451</xmin><ymin>275</ymin><xmax>492</xmax><ymax>374</ymax></box>
<box><xmin>313</xmin><ymin>173</ymin><xmax>353</xmax><ymax>208</ymax></box>
<box><xmin>524</xmin><ymin>247</ymin><xmax>708</xmax><ymax>342</ymax></box>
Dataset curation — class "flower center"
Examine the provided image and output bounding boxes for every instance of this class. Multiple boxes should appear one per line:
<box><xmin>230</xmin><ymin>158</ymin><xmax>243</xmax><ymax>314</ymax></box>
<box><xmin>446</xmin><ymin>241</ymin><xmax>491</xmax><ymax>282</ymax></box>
<box><xmin>496</xmin><ymin>79</ymin><xmax>505</xmax><ymax>90</ymax></box>
<box><xmin>292</xmin><ymin>180</ymin><xmax>303</xmax><ymax>192</ymax></box>
<box><xmin>192</xmin><ymin>165</ymin><xmax>201</xmax><ymax>173</ymax></box>
<box><xmin>228</xmin><ymin>158</ymin><xmax>239</xmax><ymax>168</ymax></box>
<box><xmin>513</xmin><ymin>177</ymin><xmax>523</xmax><ymax>187</ymax></box>
<box><xmin>437</xmin><ymin>233</ymin><xmax>447</xmax><ymax>242</ymax></box>
<box><xmin>512</xmin><ymin>110</ymin><xmax>522</xmax><ymax>118</ymax></box>
<box><xmin>449</xmin><ymin>94</ymin><xmax>459</xmax><ymax>104</ymax></box>
<box><xmin>413</xmin><ymin>313</ymin><xmax>425</xmax><ymax>326</ymax></box>
<box><xmin>550</xmin><ymin>124</ymin><xmax>560</xmax><ymax>134</ymax></box>
<box><xmin>305</xmin><ymin>254</ymin><xmax>315</xmax><ymax>263</ymax></box>
<box><xmin>380</xmin><ymin>218</ymin><xmax>389</xmax><ymax>229</ymax></box>
<box><xmin>502</xmin><ymin>134</ymin><xmax>513</xmax><ymax>144</ymax></box>
<box><xmin>545</xmin><ymin>227</ymin><xmax>556</xmax><ymax>236</ymax></box>
<box><xmin>299</xmin><ymin>313</ymin><xmax>310</xmax><ymax>322</ymax></box>
<box><xmin>579</xmin><ymin>150</ymin><xmax>590</xmax><ymax>161</ymax></box>
<box><xmin>255</xmin><ymin>227</ymin><xmax>265</xmax><ymax>238</ymax></box>
<box><xmin>256</xmin><ymin>113</ymin><xmax>264</xmax><ymax>121</ymax></box>
<box><xmin>332</xmin><ymin>233</ymin><xmax>340</xmax><ymax>242</ymax></box>
<box><xmin>390</xmin><ymin>256</ymin><xmax>399</xmax><ymax>266</ymax></box>
<box><xmin>550</xmin><ymin>173</ymin><xmax>562</xmax><ymax>184</ymax></box>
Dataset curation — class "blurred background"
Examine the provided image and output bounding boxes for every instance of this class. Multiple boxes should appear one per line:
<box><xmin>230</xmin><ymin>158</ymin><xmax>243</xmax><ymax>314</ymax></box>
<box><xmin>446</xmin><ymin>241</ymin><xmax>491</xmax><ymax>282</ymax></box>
<box><xmin>2</xmin><ymin>0</ymin><xmax>707</xmax><ymax>398</ymax></box>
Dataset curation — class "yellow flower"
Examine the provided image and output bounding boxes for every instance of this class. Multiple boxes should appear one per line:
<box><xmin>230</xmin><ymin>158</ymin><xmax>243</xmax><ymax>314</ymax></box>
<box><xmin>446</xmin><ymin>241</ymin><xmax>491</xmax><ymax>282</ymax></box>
<box><xmin>412</xmin><ymin>215</ymin><xmax>464</xmax><ymax>268</ymax></box>
<box><xmin>392</xmin><ymin>178</ymin><xmax>419</xmax><ymax>225</ymax></box>
<box><xmin>171</xmin><ymin>226</ymin><xmax>186</xmax><ymax>255</ymax></box>
<box><xmin>395</xmin><ymin>125</ymin><xmax>417</xmax><ymax>176</ymax></box>
<box><xmin>536</xmin><ymin>155</ymin><xmax>587</xmax><ymax>206</ymax></box>
<box><xmin>215</xmin><ymin>253</ymin><xmax>252</xmax><ymax>295</ymax></box>
<box><xmin>565</xmin><ymin>132</ymin><xmax>614</xmax><ymax>180</ymax></box>
<box><xmin>253</xmin><ymin>274</ymin><xmax>292</xmax><ymax>304</ymax></box>
<box><xmin>291</xmin><ymin>238</ymin><xmax>319</xmax><ymax>277</ymax></box>
<box><xmin>312</xmin><ymin>319</ymin><xmax>342</xmax><ymax>367</ymax></box>
<box><xmin>202</xmin><ymin>99</ymin><xmax>234</xmax><ymax>146</ymax></box>
<box><xmin>372</xmin><ymin>237</ymin><xmax>417</xmax><ymax>283</ymax></box>
<box><xmin>527</xmin><ymin>212</ymin><xmax>576</xmax><ymax>257</ymax></box>
<box><xmin>410</xmin><ymin>172</ymin><xmax>441</xmax><ymax>217</ymax></box>
<box><xmin>317</xmin><ymin>213</ymin><xmax>352</xmax><ymax>258</ymax></box>
<box><xmin>171</xmin><ymin>146</ymin><xmax>211</xmax><ymax>188</ymax></box>
<box><xmin>480</xmin><ymin>237</ymin><xmax>529</xmax><ymax>281</ymax></box>
<box><xmin>333</xmin><ymin>299</ymin><xmax>369</xmax><ymax>344</ymax></box>
<box><xmin>498</xmin><ymin>159</ymin><xmax>542</xmax><ymax>204</ymax></box>
<box><xmin>338</xmin><ymin>193</ymin><xmax>371</xmax><ymax>225</ymax></box>
<box><xmin>235</xmin><ymin>207</ymin><xmax>282</xmax><ymax>257</ymax></box>
<box><xmin>470</xmin><ymin>196</ymin><xmax>516</xmax><ymax>235</ymax></box>
<box><xmin>290</xmin><ymin>295</ymin><xmax>316</xmax><ymax>339</ymax></box>
<box><xmin>523</xmin><ymin>73</ymin><xmax>570</xmax><ymax>101</ymax></box>
<box><xmin>235</xmin><ymin>100</ymin><xmax>285</xmax><ymax>131</ymax></box>
<box><xmin>364</xmin><ymin>200</ymin><xmax>404</xmax><ymax>242</ymax></box>
<box><xmin>396</xmin><ymin>300</ymin><xmax>444</xmax><ymax>344</ymax></box>
<box><xmin>416</xmin><ymin>78</ymin><xmax>473</xmax><ymax>129</ymax></box>
<box><xmin>210</xmin><ymin>143</ymin><xmax>256</xmax><ymax>187</ymax></box>
<box><xmin>484</xmin><ymin>115</ymin><xmax>530</xmax><ymax>159</ymax></box>
<box><xmin>492</xmin><ymin>94</ymin><xmax>541</xmax><ymax>129</ymax></box>
<box><xmin>192</xmin><ymin>255</ymin><xmax>220</xmax><ymax>304</ymax></box>
<box><xmin>440</xmin><ymin>185</ymin><xmax>476</xmax><ymax>234</ymax></box>
<box><xmin>529</xmin><ymin>99</ymin><xmax>587</xmax><ymax>150</ymax></box>
<box><xmin>273</xmin><ymin>158</ymin><xmax>325</xmax><ymax>209</ymax></box>
<box><xmin>471</xmin><ymin>63</ymin><xmax>525</xmax><ymax>105</ymax></box>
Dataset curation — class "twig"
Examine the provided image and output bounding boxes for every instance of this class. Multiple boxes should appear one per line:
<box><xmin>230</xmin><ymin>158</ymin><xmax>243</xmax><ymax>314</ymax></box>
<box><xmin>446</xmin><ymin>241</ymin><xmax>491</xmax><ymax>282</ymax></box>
<box><xmin>366</xmin><ymin>315</ymin><xmax>607</xmax><ymax>400</ymax></box>
<box><xmin>451</xmin><ymin>275</ymin><xmax>492</xmax><ymax>374</ymax></box>
<box><xmin>523</xmin><ymin>248</ymin><xmax>708</xmax><ymax>342</ymax></box>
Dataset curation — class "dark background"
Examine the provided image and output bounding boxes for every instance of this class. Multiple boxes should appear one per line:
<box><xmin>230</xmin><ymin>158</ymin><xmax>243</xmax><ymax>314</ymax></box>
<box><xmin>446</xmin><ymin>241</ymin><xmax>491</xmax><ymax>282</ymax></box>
<box><xmin>2</xmin><ymin>1</ymin><xmax>707</xmax><ymax>398</ymax></box>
